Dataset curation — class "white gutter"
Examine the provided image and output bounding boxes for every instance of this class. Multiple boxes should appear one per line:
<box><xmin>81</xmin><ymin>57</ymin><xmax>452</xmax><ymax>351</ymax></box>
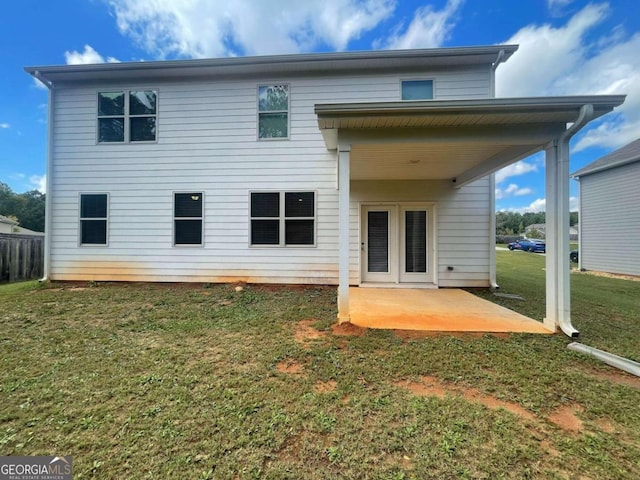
<box><xmin>568</xmin><ymin>343</ymin><xmax>640</xmax><ymax>377</ymax></box>
<box><xmin>489</xmin><ymin>173</ymin><xmax>499</xmax><ymax>289</ymax></box>
<box><xmin>555</xmin><ymin>104</ymin><xmax>594</xmax><ymax>337</ymax></box>
<box><xmin>35</xmin><ymin>71</ymin><xmax>53</xmax><ymax>282</ymax></box>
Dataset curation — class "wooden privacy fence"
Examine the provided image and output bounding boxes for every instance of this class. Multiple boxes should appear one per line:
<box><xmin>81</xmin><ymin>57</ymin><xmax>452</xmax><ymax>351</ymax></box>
<box><xmin>0</xmin><ymin>234</ymin><xmax>44</xmax><ymax>282</ymax></box>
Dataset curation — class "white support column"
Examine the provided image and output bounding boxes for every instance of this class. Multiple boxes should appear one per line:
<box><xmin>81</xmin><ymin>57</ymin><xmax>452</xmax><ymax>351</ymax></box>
<box><xmin>337</xmin><ymin>145</ymin><xmax>351</xmax><ymax>323</ymax></box>
<box><xmin>545</xmin><ymin>139</ymin><xmax>576</xmax><ymax>335</ymax></box>
<box><xmin>544</xmin><ymin>141</ymin><xmax>559</xmax><ymax>332</ymax></box>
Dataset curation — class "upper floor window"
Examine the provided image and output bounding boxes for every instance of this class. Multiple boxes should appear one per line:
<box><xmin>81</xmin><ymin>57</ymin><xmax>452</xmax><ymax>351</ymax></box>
<box><xmin>258</xmin><ymin>85</ymin><xmax>289</xmax><ymax>139</ymax></box>
<box><xmin>80</xmin><ymin>193</ymin><xmax>108</xmax><ymax>245</ymax></box>
<box><xmin>401</xmin><ymin>80</ymin><xmax>434</xmax><ymax>101</ymax></box>
<box><xmin>98</xmin><ymin>90</ymin><xmax>157</xmax><ymax>143</ymax></box>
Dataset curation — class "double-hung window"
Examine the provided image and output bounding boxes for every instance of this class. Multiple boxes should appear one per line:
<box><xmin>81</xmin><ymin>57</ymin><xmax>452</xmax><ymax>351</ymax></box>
<box><xmin>250</xmin><ymin>192</ymin><xmax>315</xmax><ymax>246</ymax></box>
<box><xmin>258</xmin><ymin>85</ymin><xmax>289</xmax><ymax>139</ymax></box>
<box><xmin>401</xmin><ymin>80</ymin><xmax>434</xmax><ymax>100</ymax></box>
<box><xmin>174</xmin><ymin>193</ymin><xmax>203</xmax><ymax>246</ymax></box>
<box><xmin>98</xmin><ymin>90</ymin><xmax>157</xmax><ymax>143</ymax></box>
<box><xmin>80</xmin><ymin>193</ymin><xmax>108</xmax><ymax>245</ymax></box>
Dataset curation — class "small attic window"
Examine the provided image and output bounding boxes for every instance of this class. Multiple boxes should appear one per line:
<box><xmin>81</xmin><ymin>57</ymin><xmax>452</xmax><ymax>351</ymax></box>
<box><xmin>401</xmin><ymin>80</ymin><xmax>434</xmax><ymax>101</ymax></box>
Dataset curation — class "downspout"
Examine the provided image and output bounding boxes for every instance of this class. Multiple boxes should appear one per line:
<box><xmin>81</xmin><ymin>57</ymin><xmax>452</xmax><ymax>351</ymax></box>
<box><xmin>568</xmin><ymin>343</ymin><xmax>640</xmax><ymax>377</ymax></box>
<box><xmin>490</xmin><ymin>49</ymin><xmax>506</xmax><ymax>97</ymax></box>
<box><xmin>487</xmin><ymin>50</ymin><xmax>505</xmax><ymax>289</ymax></box>
<box><xmin>555</xmin><ymin>104</ymin><xmax>594</xmax><ymax>337</ymax></box>
<box><xmin>35</xmin><ymin>71</ymin><xmax>53</xmax><ymax>283</ymax></box>
<box><xmin>489</xmin><ymin>173</ymin><xmax>499</xmax><ymax>289</ymax></box>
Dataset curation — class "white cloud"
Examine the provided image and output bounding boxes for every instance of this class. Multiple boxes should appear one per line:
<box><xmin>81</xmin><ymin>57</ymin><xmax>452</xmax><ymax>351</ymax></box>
<box><xmin>495</xmin><ymin>183</ymin><xmax>533</xmax><ymax>200</ymax></box>
<box><xmin>64</xmin><ymin>45</ymin><xmax>120</xmax><ymax>65</ymax></box>
<box><xmin>29</xmin><ymin>175</ymin><xmax>46</xmax><ymax>193</ymax></box>
<box><xmin>0</xmin><ymin>123</ymin><xmax>9</xmax><ymax>129</ymax></box>
<box><xmin>504</xmin><ymin>196</ymin><xmax>578</xmax><ymax>214</ymax></box>
<box><xmin>105</xmin><ymin>0</ymin><xmax>395</xmax><ymax>58</ymax></box>
<box><xmin>497</xmin><ymin>3</ymin><xmax>640</xmax><ymax>152</ymax></box>
<box><xmin>494</xmin><ymin>158</ymin><xmax>539</xmax><ymax>184</ymax></box>
<box><xmin>378</xmin><ymin>0</ymin><xmax>463</xmax><ymax>50</ymax></box>
<box><xmin>547</xmin><ymin>0</ymin><xmax>576</xmax><ymax>16</ymax></box>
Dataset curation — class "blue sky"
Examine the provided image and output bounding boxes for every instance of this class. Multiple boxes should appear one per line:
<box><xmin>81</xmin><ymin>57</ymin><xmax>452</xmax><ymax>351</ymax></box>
<box><xmin>1</xmin><ymin>0</ymin><xmax>638</xmax><ymax>213</ymax></box>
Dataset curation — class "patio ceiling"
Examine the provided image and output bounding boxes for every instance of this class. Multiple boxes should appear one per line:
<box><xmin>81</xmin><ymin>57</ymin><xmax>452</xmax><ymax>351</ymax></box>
<box><xmin>316</xmin><ymin>96</ymin><xmax>625</xmax><ymax>185</ymax></box>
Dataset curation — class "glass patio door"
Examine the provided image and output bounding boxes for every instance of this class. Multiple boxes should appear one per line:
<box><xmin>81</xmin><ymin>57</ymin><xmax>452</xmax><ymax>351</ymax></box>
<box><xmin>362</xmin><ymin>204</ymin><xmax>433</xmax><ymax>284</ymax></box>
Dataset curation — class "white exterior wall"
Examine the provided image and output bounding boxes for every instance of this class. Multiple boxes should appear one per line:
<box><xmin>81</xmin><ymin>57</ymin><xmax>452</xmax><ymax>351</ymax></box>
<box><xmin>49</xmin><ymin>65</ymin><xmax>491</xmax><ymax>283</ymax></box>
<box><xmin>579</xmin><ymin>161</ymin><xmax>640</xmax><ymax>276</ymax></box>
<box><xmin>351</xmin><ymin>179</ymin><xmax>491</xmax><ymax>287</ymax></box>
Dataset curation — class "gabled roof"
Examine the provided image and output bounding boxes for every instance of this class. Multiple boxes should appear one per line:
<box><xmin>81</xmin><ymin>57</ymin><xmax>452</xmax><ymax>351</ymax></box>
<box><xmin>572</xmin><ymin>138</ymin><xmax>640</xmax><ymax>178</ymax></box>
<box><xmin>0</xmin><ymin>214</ymin><xmax>18</xmax><ymax>226</ymax></box>
<box><xmin>25</xmin><ymin>45</ymin><xmax>517</xmax><ymax>85</ymax></box>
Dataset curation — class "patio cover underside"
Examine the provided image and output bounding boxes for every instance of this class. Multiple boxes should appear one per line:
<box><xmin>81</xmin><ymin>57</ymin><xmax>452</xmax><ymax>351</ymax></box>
<box><xmin>316</xmin><ymin>96</ymin><xmax>625</xmax><ymax>184</ymax></box>
<box><xmin>349</xmin><ymin>288</ymin><xmax>552</xmax><ymax>334</ymax></box>
<box><xmin>316</xmin><ymin>95</ymin><xmax>625</xmax><ymax>335</ymax></box>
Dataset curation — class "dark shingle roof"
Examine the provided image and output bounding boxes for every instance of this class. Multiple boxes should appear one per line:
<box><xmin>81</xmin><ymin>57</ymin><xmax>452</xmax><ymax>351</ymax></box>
<box><xmin>572</xmin><ymin>138</ymin><xmax>640</xmax><ymax>177</ymax></box>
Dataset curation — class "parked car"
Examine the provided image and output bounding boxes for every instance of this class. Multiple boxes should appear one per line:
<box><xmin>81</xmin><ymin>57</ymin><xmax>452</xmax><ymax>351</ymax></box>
<box><xmin>508</xmin><ymin>239</ymin><xmax>526</xmax><ymax>250</ymax></box>
<box><xmin>508</xmin><ymin>239</ymin><xmax>545</xmax><ymax>253</ymax></box>
<box><xmin>570</xmin><ymin>250</ymin><xmax>579</xmax><ymax>263</ymax></box>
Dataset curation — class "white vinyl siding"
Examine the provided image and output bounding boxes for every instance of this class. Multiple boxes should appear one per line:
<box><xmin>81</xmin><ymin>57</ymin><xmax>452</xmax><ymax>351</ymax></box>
<box><xmin>579</xmin><ymin>161</ymin><xmax>640</xmax><ymax>276</ymax></box>
<box><xmin>351</xmin><ymin>178</ymin><xmax>491</xmax><ymax>287</ymax></box>
<box><xmin>48</xmin><ymin>64</ymin><xmax>491</xmax><ymax>284</ymax></box>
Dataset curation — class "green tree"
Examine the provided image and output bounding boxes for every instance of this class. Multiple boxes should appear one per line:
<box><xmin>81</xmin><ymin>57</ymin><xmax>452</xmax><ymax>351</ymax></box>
<box><xmin>0</xmin><ymin>182</ymin><xmax>46</xmax><ymax>232</ymax></box>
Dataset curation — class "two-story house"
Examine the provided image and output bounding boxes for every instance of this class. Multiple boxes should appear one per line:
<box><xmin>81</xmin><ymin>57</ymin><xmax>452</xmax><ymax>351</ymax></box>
<box><xmin>26</xmin><ymin>45</ymin><xmax>624</xmax><ymax>335</ymax></box>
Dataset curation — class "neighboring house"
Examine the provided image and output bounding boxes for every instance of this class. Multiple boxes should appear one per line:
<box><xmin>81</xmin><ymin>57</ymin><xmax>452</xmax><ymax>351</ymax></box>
<box><xmin>523</xmin><ymin>224</ymin><xmax>578</xmax><ymax>240</ymax></box>
<box><xmin>0</xmin><ymin>214</ymin><xmax>44</xmax><ymax>236</ymax></box>
<box><xmin>0</xmin><ymin>215</ymin><xmax>18</xmax><ymax>234</ymax></box>
<box><xmin>26</xmin><ymin>45</ymin><xmax>624</xmax><ymax>332</ymax></box>
<box><xmin>525</xmin><ymin>223</ymin><xmax>546</xmax><ymax>237</ymax></box>
<box><xmin>572</xmin><ymin>138</ymin><xmax>640</xmax><ymax>276</ymax></box>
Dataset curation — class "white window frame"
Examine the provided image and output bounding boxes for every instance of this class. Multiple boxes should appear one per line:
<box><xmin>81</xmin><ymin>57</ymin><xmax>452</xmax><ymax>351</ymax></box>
<box><xmin>97</xmin><ymin>89</ymin><xmax>158</xmax><ymax>144</ymax></box>
<box><xmin>249</xmin><ymin>191</ymin><xmax>316</xmax><ymax>247</ymax></box>
<box><xmin>257</xmin><ymin>84</ymin><xmax>290</xmax><ymax>141</ymax></box>
<box><xmin>173</xmin><ymin>191</ymin><xmax>204</xmax><ymax>247</ymax></box>
<box><xmin>400</xmin><ymin>78</ymin><xmax>435</xmax><ymax>101</ymax></box>
<box><xmin>78</xmin><ymin>193</ymin><xmax>109</xmax><ymax>247</ymax></box>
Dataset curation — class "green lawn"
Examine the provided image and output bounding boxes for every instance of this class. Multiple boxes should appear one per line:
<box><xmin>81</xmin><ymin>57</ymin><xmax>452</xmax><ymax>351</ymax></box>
<box><xmin>1</xmin><ymin>257</ymin><xmax>639</xmax><ymax>479</ymax></box>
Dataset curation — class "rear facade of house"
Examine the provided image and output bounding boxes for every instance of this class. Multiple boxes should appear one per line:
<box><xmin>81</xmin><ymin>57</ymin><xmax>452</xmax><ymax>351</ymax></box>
<box><xmin>31</xmin><ymin>47</ymin><xmax>508</xmax><ymax>288</ymax></box>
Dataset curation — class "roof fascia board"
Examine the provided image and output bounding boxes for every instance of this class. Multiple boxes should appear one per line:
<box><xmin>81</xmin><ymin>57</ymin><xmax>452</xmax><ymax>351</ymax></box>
<box><xmin>572</xmin><ymin>155</ymin><xmax>640</xmax><ymax>178</ymax></box>
<box><xmin>25</xmin><ymin>45</ymin><xmax>518</xmax><ymax>83</ymax></box>
<box><xmin>315</xmin><ymin>96</ymin><xmax>627</xmax><ymax>116</ymax></box>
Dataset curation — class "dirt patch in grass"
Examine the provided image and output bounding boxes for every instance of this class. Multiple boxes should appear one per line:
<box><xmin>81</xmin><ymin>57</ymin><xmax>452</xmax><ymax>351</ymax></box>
<box><xmin>548</xmin><ymin>404</ymin><xmax>584</xmax><ymax>433</ymax></box>
<box><xmin>581</xmin><ymin>368</ymin><xmax>640</xmax><ymax>390</ymax></box>
<box><xmin>395</xmin><ymin>375</ymin><xmax>536</xmax><ymax>421</ymax></box>
<box><xmin>294</xmin><ymin>319</ymin><xmax>327</xmax><ymax>345</ymax></box>
<box><xmin>594</xmin><ymin>418</ymin><xmax>616</xmax><ymax>433</ymax></box>
<box><xmin>331</xmin><ymin>322</ymin><xmax>367</xmax><ymax>337</ymax></box>
<box><xmin>314</xmin><ymin>380</ymin><xmax>337</xmax><ymax>393</ymax></box>
<box><xmin>276</xmin><ymin>360</ymin><xmax>305</xmax><ymax>375</ymax></box>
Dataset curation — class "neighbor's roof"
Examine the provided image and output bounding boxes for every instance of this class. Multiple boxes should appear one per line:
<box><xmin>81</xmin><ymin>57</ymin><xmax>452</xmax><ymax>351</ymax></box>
<box><xmin>25</xmin><ymin>45</ymin><xmax>517</xmax><ymax>85</ymax></box>
<box><xmin>0</xmin><ymin>214</ymin><xmax>18</xmax><ymax>226</ymax></box>
<box><xmin>572</xmin><ymin>138</ymin><xmax>640</xmax><ymax>178</ymax></box>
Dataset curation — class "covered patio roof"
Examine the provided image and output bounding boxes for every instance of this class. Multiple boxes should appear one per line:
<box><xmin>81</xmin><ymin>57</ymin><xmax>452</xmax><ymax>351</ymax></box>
<box><xmin>315</xmin><ymin>96</ymin><xmax>625</xmax><ymax>186</ymax></box>
<box><xmin>321</xmin><ymin>95</ymin><xmax>626</xmax><ymax>337</ymax></box>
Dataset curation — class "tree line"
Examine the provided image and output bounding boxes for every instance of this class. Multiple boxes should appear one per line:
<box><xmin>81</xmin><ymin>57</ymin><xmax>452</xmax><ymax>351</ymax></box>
<box><xmin>496</xmin><ymin>211</ymin><xmax>578</xmax><ymax>236</ymax></box>
<box><xmin>0</xmin><ymin>182</ymin><xmax>46</xmax><ymax>232</ymax></box>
